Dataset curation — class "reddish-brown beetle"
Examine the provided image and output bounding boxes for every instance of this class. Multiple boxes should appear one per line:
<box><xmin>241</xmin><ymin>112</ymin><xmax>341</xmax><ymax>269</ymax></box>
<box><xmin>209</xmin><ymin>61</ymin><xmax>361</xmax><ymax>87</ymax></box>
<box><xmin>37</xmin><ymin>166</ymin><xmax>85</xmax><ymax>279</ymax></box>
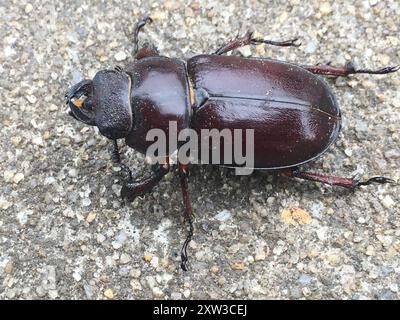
<box><xmin>65</xmin><ymin>17</ymin><xmax>398</xmax><ymax>270</ymax></box>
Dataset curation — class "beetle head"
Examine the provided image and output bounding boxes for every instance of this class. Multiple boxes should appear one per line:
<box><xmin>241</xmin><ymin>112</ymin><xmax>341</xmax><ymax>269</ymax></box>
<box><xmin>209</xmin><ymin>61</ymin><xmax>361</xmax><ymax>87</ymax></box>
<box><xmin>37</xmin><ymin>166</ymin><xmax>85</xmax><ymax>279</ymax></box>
<box><xmin>66</xmin><ymin>70</ymin><xmax>133</xmax><ymax>140</ymax></box>
<box><xmin>65</xmin><ymin>79</ymin><xmax>96</xmax><ymax>125</ymax></box>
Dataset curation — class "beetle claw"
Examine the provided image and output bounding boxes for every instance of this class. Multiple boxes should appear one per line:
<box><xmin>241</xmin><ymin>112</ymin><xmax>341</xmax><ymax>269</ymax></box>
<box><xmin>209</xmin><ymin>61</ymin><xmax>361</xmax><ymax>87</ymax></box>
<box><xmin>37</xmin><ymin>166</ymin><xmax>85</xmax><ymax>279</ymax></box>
<box><xmin>355</xmin><ymin>176</ymin><xmax>396</xmax><ymax>188</ymax></box>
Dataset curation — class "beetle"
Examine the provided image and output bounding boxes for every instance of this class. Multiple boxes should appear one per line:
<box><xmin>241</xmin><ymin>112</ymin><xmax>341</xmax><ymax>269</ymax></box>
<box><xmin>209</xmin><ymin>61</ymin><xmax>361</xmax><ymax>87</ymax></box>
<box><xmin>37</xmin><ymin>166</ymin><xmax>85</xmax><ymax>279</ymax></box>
<box><xmin>65</xmin><ymin>17</ymin><xmax>398</xmax><ymax>270</ymax></box>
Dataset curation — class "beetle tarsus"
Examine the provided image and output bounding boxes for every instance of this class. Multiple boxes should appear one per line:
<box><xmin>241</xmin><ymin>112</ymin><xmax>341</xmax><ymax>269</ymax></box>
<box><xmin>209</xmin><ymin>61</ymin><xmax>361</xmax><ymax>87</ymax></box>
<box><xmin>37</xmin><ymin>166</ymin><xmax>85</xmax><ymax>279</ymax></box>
<box><xmin>354</xmin><ymin>176</ymin><xmax>396</xmax><ymax>187</ymax></box>
<box><xmin>354</xmin><ymin>65</ymin><xmax>400</xmax><ymax>75</ymax></box>
<box><xmin>179</xmin><ymin>163</ymin><xmax>194</xmax><ymax>271</ymax></box>
<box><xmin>214</xmin><ymin>30</ymin><xmax>300</xmax><ymax>55</ymax></box>
<box><xmin>251</xmin><ymin>37</ymin><xmax>301</xmax><ymax>47</ymax></box>
<box><xmin>180</xmin><ymin>216</ymin><xmax>194</xmax><ymax>271</ymax></box>
<box><xmin>283</xmin><ymin>169</ymin><xmax>395</xmax><ymax>190</ymax></box>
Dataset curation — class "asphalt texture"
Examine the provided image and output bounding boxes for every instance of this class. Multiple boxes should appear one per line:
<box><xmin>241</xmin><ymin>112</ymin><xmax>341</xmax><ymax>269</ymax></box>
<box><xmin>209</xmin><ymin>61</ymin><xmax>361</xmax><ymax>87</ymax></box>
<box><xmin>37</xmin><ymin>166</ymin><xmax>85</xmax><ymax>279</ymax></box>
<box><xmin>0</xmin><ymin>0</ymin><xmax>399</xmax><ymax>299</ymax></box>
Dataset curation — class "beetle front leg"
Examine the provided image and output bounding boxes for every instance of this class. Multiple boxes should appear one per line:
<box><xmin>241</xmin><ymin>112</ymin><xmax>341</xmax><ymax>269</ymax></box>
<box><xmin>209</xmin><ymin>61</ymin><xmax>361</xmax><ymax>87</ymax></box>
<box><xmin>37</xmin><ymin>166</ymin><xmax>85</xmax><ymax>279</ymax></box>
<box><xmin>214</xmin><ymin>30</ymin><xmax>300</xmax><ymax>55</ymax></box>
<box><xmin>281</xmin><ymin>168</ymin><xmax>395</xmax><ymax>190</ymax></box>
<box><xmin>178</xmin><ymin>163</ymin><xmax>194</xmax><ymax>271</ymax></box>
<box><xmin>111</xmin><ymin>140</ymin><xmax>133</xmax><ymax>181</ymax></box>
<box><xmin>120</xmin><ymin>159</ymin><xmax>170</xmax><ymax>202</ymax></box>
<box><xmin>127</xmin><ymin>16</ymin><xmax>160</xmax><ymax>59</ymax></box>
<box><xmin>301</xmin><ymin>62</ymin><xmax>399</xmax><ymax>76</ymax></box>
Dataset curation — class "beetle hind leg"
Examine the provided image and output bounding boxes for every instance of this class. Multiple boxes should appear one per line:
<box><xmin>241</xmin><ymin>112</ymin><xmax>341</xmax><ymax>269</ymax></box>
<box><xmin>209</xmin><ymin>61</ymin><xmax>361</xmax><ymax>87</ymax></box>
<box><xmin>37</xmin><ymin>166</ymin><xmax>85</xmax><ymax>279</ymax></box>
<box><xmin>281</xmin><ymin>168</ymin><xmax>395</xmax><ymax>190</ymax></box>
<box><xmin>214</xmin><ymin>30</ymin><xmax>300</xmax><ymax>55</ymax></box>
<box><xmin>301</xmin><ymin>62</ymin><xmax>400</xmax><ymax>76</ymax></box>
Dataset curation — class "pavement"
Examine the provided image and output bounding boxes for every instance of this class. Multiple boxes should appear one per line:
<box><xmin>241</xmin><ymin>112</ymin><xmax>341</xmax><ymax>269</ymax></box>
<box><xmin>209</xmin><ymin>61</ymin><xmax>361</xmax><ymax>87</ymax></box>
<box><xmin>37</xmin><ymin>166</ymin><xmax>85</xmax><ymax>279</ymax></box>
<box><xmin>0</xmin><ymin>0</ymin><xmax>399</xmax><ymax>299</ymax></box>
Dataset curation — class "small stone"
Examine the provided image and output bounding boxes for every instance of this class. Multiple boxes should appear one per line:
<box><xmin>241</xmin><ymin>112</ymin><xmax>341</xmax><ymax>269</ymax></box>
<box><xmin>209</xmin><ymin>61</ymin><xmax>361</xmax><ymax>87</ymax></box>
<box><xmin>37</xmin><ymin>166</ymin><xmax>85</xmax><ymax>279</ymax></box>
<box><xmin>190</xmin><ymin>1</ymin><xmax>200</xmax><ymax>10</ymax></box>
<box><xmin>82</xmin><ymin>198</ymin><xmax>91</xmax><ymax>207</ymax></box>
<box><xmin>97</xmin><ymin>234</ymin><xmax>106</xmax><ymax>243</ymax></box>
<box><xmin>304</xmin><ymin>41</ymin><xmax>318</xmax><ymax>54</ymax></box>
<box><xmin>150</xmin><ymin>256</ymin><xmax>159</xmax><ymax>268</ymax></box>
<box><xmin>152</xmin><ymin>287</ymin><xmax>164</xmax><ymax>297</ymax></box>
<box><xmin>344</xmin><ymin>148</ymin><xmax>353</xmax><ymax>157</ymax></box>
<box><xmin>114</xmin><ymin>51</ymin><xmax>127</xmax><ymax>62</ymax></box>
<box><xmin>231</xmin><ymin>262</ymin><xmax>245</xmax><ymax>270</ymax></box>
<box><xmin>72</xmin><ymin>272</ymin><xmax>82</xmax><ymax>282</ymax></box>
<box><xmin>365</xmin><ymin>245</ymin><xmax>375</xmax><ymax>256</ymax></box>
<box><xmin>26</xmin><ymin>94</ymin><xmax>37</xmax><ymax>104</ymax></box>
<box><xmin>13</xmin><ymin>173</ymin><xmax>24</xmax><ymax>184</ymax></box>
<box><xmin>171</xmin><ymin>292</ymin><xmax>182</xmax><ymax>299</ymax></box>
<box><xmin>316</xmin><ymin>226</ymin><xmax>329</xmax><ymax>241</ymax></box>
<box><xmin>85</xmin><ymin>212</ymin><xmax>96</xmax><ymax>223</ymax></box>
<box><xmin>298</xmin><ymin>274</ymin><xmax>313</xmax><ymax>285</ymax></box>
<box><xmin>214</xmin><ymin>209</ymin><xmax>231</xmax><ymax>222</ymax></box>
<box><xmin>32</xmin><ymin>136</ymin><xmax>44</xmax><ymax>146</ymax></box>
<box><xmin>4</xmin><ymin>170</ymin><xmax>14</xmax><ymax>182</ymax></box>
<box><xmin>151</xmin><ymin>11</ymin><xmax>167</xmax><ymax>21</ymax></box>
<box><xmin>17</xmin><ymin>209</ymin><xmax>33</xmax><ymax>225</ymax></box>
<box><xmin>210</xmin><ymin>265</ymin><xmax>219</xmax><ymax>273</ymax></box>
<box><xmin>183</xmin><ymin>289</ymin><xmax>191</xmax><ymax>298</ymax></box>
<box><xmin>4</xmin><ymin>261</ymin><xmax>13</xmax><ymax>274</ymax></box>
<box><xmin>48</xmin><ymin>290</ymin><xmax>59</xmax><ymax>299</ymax></box>
<box><xmin>254</xmin><ymin>245</ymin><xmax>267</xmax><ymax>261</ymax></box>
<box><xmin>381</xmin><ymin>195</ymin><xmax>394</xmax><ymax>209</ymax></box>
<box><xmin>361</xmin><ymin>80</ymin><xmax>375</xmax><ymax>89</ymax></box>
<box><xmin>11</xmin><ymin>136</ymin><xmax>22</xmax><ymax>146</ymax></box>
<box><xmin>144</xmin><ymin>253</ymin><xmax>153</xmax><ymax>262</ymax></box>
<box><xmin>319</xmin><ymin>2</ymin><xmax>332</xmax><ymax>16</ymax></box>
<box><xmin>237</xmin><ymin>46</ymin><xmax>252</xmax><ymax>57</ymax></box>
<box><xmin>281</xmin><ymin>207</ymin><xmax>311</xmax><ymax>225</ymax></box>
<box><xmin>25</xmin><ymin>3</ymin><xmax>33</xmax><ymax>14</ymax></box>
<box><xmin>130</xmin><ymin>269</ymin><xmax>141</xmax><ymax>278</ymax></box>
<box><xmin>68</xmin><ymin>168</ymin><xmax>78</xmax><ymax>178</ymax></box>
<box><xmin>130</xmin><ymin>279</ymin><xmax>142</xmax><ymax>291</ymax></box>
<box><xmin>378</xmin><ymin>54</ymin><xmax>390</xmax><ymax>66</ymax></box>
<box><xmin>120</xmin><ymin>253</ymin><xmax>131</xmax><ymax>264</ymax></box>
<box><xmin>0</xmin><ymin>198</ymin><xmax>12</xmax><ymax>210</ymax></box>
<box><xmin>104</xmin><ymin>288</ymin><xmax>114</xmax><ymax>299</ymax></box>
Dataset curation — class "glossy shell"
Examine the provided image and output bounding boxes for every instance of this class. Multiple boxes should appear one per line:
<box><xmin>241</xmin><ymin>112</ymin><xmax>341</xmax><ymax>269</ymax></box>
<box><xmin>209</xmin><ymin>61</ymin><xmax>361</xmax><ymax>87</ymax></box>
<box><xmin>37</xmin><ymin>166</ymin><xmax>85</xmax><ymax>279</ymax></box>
<box><xmin>124</xmin><ymin>57</ymin><xmax>191</xmax><ymax>154</ymax></box>
<box><xmin>187</xmin><ymin>55</ymin><xmax>341</xmax><ymax>169</ymax></box>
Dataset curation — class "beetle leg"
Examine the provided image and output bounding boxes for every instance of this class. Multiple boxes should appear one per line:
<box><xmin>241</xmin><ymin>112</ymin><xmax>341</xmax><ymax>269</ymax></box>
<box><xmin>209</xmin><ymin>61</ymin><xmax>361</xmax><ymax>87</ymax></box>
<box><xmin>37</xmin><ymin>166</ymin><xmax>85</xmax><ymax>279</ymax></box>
<box><xmin>135</xmin><ymin>43</ymin><xmax>159</xmax><ymax>60</ymax></box>
<box><xmin>120</xmin><ymin>158</ymin><xmax>169</xmax><ymax>202</ymax></box>
<box><xmin>281</xmin><ymin>168</ymin><xmax>395</xmax><ymax>190</ymax></box>
<box><xmin>214</xmin><ymin>30</ymin><xmax>300</xmax><ymax>55</ymax></box>
<box><xmin>129</xmin><ymin>16</ymin><xmax>153</xmax><ymax>57</ymax></box>
<box><xmin>111</xmin><ymin>140</ymin><xmax>133</xmax><ymax>181</ymax></box>
<box><xmin>178</xmin><ymin>163</ymin><xmax>194</xmax><ymax>271</ymax></box>
<box><xmin>301</xmin><ymin>62</ymin><xmax>400</xmax><ymax>76</ymax></box>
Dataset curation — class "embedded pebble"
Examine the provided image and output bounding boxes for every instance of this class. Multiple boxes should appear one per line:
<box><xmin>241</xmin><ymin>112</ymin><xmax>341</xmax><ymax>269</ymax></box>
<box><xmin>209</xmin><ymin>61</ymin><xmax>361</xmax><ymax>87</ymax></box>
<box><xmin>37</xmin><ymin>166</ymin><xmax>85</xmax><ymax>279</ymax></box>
<box><xmin>13</xmin><ymin>173</ymin><xmax>24</xmax><ymax>184</ymax></box>
<box><xmin>104</xmin><ymin>289</ymin><xmax>114</xmax><ymax>299</ymax></box>
<box><xmin>114</xmin><ymin>51</ymin><xmax>127</xmax><ymax>62</ymax></box>
<box><xmin>214</xmin><ymin>209</ymin><xmax>231</xmax><ymax>222</ymax></box>
<box><xmin>381</xmin><ymin>196</ymin><xmax>394</xmax><ymax>209</ymax></box>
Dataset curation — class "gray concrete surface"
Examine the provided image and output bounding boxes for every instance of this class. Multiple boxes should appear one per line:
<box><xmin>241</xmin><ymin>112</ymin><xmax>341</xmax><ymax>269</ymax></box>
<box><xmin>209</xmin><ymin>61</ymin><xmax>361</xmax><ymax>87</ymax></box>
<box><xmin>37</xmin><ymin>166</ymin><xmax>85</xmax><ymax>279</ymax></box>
<box><xmin>0</xmin><ymin>0</ymin><xmax>399</xmax><ymax>300</ymax></box>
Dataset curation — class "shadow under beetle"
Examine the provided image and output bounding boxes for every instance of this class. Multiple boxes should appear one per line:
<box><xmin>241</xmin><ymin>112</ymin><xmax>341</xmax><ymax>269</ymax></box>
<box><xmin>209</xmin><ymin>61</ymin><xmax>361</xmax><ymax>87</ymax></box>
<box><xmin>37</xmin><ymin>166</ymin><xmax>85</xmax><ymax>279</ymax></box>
<box><xmin>65</xmin><ymin>17</ymin><xmax>398</xmax><ymax>271</ymax></box>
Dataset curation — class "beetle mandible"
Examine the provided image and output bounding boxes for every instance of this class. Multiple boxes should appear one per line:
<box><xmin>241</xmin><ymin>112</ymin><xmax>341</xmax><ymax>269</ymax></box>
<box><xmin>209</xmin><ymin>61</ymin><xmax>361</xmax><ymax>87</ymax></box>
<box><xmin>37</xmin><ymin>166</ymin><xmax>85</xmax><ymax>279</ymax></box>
<box><xmin>65</xmin><ymin>17</ymin><xmax>398</xmax><ymax>271</ymax></box>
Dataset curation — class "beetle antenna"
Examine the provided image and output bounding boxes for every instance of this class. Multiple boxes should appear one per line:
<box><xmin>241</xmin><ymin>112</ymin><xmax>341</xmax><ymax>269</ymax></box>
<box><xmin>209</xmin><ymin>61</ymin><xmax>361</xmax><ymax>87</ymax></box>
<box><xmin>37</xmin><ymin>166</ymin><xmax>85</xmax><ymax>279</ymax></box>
<box><xmin>180</xmin><ymin>216</ymin><xmax>194</xmax><ymax>271</ymax></box>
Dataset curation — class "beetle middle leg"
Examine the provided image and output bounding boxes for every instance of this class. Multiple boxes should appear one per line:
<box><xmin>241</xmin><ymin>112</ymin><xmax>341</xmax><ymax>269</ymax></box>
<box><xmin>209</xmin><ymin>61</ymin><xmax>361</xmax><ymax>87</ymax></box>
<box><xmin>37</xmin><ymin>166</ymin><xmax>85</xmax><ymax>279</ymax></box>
<box><xmin>281</xmin><ymin>168</ymin><xmax>395</xmax><ymax>190</ymax></box>
<box><xmin>214</xmin><ymin>30</ymin><xmax>300</xmax><ymax>55</ymax></box>
<box><xmin>301</xmin><ymin>62</ymin><xmax>399</xmax><ymax>76</ymax></box>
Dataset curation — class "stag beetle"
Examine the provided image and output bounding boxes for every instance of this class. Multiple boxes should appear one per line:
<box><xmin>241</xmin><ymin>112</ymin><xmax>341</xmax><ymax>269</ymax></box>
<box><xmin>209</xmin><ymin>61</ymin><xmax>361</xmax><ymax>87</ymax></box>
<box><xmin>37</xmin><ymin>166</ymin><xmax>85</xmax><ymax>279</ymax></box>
<box><xmin>65</xmin><ymin>17</ymin><xmax>398</xmax><ymax>271</ymax></box>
